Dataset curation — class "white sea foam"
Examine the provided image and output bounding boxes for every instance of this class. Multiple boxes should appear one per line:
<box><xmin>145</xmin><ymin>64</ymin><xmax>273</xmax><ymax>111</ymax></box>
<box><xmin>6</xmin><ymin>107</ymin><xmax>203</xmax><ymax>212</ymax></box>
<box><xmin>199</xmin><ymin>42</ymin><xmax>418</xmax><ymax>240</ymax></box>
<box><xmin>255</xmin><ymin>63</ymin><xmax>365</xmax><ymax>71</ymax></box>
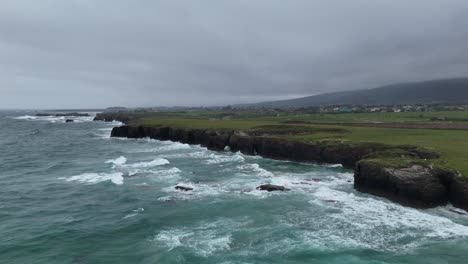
<box><xmin>156</xmin><ymin>142</ymin><xmax>191</xmax><ymax>152</ymax></box>
<box><xmin>94</xmin><ymin>127</ymin><xmax>113</xmax><ymax>139</ymax></box>
<box><xmin>205</xmin><ymin>152</ymin><xmax>245</xmax><ymax>164</ymax></box>
<box><xmin>105</xmin><ymin>156</ymin><xmax>127</xmax><ymax>167</ymax></box>
<box><xmin>13</xmin><ymin>115</ymin><xmax>36</xmax><ymax>120</ymax></box>
<box><xmin>128</xmin><ymin>142</ymin><xmax>192</xmax><ymax>154</ymax></box>
<box><xmin>122</xmin><ymin>208</ymin><xmax>144</xmax><ymax>219</ymax></box>
<box><xmin>124</xmin><ymin>158</ymin><xmax>170</xmax><ymax>168</ymax></box>
<box><xmin>306</xmin><ymin>186</ymin><xmax>468</xmax><ymax>251</ymax></box>
<box><xmin>129</xmin><ymin>167</ymin><xmax>182</xmax><ymax>176</ymax></box>
<box><xmin>13</xmin><ymin>114</ymin><xmax>94</xmax><ymax>123</ymax></box>
<box><xmin>127</xmin><ymin>167</ymin><xmax>182</xmax><ymax>182</ymax></box>
<box><xmin>153</xmin><ymin>219</ymin><xmax>241</xmax><ymax>256</ymax></box>
<box><xmin>157</xmin><ymin>147</ymin><xmax>211</xmax><ymax>159</ymax></box>
<box><xmin>70</xmin><ymin>116</ymin><xmax>94</xmax><ymax>123</ymax></box>
<box><xmin>237</xmin><ymin>163</ymin><xmax>274</xmax><ymax>177</ymax></box>
<box><xmin>157</xmin><ymin>167</ymin><xmax>182</xmax><ymax>175</ymax></box>
<box><xmin>61</xmin><ymin>172</ymin><xmax>124</xmax><ymax>185</ymax></box>
<box><xmin>327</xmin><ymin>164</ymin><xmax>343</xmax><ymax>168</ymax></box>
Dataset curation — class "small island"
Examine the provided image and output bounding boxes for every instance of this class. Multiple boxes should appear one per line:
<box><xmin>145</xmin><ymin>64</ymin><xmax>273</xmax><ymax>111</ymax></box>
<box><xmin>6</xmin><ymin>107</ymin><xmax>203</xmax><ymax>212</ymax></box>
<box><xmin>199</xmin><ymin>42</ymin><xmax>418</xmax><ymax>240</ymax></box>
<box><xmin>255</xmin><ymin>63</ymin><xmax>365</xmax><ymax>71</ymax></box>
<box><xmin>95</xmin><ymin>109</ymin><xmax>468</xmax><ymax>211</ymax></box>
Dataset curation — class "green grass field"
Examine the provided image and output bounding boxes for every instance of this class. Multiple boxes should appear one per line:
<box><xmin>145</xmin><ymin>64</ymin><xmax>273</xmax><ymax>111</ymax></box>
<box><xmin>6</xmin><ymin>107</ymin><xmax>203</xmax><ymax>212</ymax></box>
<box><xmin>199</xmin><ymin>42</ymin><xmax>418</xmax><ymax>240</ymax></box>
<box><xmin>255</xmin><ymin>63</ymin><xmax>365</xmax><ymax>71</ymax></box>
<box><xmin>117</xmin><ymin>110</ymin><xmax>468</xmax><ymax>175</ymax></box>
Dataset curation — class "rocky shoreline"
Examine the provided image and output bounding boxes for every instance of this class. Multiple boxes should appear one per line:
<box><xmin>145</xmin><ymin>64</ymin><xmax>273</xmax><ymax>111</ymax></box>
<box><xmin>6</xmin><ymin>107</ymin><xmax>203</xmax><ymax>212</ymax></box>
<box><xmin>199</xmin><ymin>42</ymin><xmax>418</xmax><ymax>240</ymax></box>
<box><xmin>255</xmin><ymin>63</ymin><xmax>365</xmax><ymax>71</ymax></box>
<box><xmin>95</xmin><ymin>113</ymin><xmax>468</xmax><ymax>211</ymax></box>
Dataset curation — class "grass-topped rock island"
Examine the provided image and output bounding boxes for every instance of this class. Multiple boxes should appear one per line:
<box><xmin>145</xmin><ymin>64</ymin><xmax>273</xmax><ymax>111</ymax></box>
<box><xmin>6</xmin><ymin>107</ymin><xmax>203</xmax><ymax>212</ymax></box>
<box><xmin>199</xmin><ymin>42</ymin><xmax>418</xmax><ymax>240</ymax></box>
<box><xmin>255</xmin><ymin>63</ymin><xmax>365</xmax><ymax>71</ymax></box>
<box><xmin>95</xmin><ymin>110</ymin><xmax>468</xmax><ymax>211</ymax></box>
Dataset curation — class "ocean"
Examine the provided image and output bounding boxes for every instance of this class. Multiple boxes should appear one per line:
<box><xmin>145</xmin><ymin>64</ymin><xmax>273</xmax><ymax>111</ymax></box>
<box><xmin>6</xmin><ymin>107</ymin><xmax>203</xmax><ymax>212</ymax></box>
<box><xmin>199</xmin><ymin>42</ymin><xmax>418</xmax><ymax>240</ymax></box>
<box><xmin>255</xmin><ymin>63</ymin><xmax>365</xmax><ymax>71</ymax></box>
<box><xmin>1</xmin><ymin>111</ymin><xmax>468</xmax><ymax>264</ymax></box>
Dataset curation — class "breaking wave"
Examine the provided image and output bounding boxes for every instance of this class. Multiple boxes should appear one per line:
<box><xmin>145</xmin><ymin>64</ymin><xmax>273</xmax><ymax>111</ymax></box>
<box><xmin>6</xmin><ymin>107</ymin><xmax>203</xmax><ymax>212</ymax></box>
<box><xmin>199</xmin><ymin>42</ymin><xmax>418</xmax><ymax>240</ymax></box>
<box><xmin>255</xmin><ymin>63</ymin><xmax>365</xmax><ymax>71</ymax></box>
<box><xmin>123</xmin><ymin>158</ymin><xmax>170</xmax><ymax>168</ymax></box>
<box><xmin>60</xmin><ymin>172</ymin><xmax>124</xmax><ymax>185</ymax></box>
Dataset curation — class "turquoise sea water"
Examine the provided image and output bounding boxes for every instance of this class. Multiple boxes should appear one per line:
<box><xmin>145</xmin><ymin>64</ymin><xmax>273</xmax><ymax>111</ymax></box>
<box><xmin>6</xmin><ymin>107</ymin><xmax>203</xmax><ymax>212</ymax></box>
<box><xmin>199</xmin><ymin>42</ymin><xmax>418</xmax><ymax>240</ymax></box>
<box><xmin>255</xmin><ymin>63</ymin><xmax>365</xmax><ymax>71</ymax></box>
<box><xmin>1</xmin><ymin>111</ymin><xmax>468</xmax><ymax>264</ymax></box>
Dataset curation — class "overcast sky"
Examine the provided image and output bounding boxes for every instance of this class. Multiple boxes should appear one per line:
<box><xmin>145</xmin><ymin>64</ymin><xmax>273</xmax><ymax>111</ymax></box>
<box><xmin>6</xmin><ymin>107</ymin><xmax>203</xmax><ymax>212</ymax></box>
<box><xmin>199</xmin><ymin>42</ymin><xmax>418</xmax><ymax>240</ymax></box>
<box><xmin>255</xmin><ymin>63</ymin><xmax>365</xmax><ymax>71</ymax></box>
<box><xmin>1</xmin><ymin>0</ymin><xmax>468</xmax><ymax>109</ymax></box>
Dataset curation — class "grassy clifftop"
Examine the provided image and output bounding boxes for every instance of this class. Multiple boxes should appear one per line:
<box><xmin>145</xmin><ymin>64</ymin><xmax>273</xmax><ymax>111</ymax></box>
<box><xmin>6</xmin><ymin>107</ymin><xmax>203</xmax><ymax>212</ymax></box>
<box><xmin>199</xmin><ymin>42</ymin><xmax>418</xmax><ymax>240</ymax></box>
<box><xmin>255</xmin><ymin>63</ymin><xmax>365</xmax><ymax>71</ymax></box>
<box><xmin>96</xmin><ymin>110</ymin><xmax>468</xmax><ymax>176</ymax></box>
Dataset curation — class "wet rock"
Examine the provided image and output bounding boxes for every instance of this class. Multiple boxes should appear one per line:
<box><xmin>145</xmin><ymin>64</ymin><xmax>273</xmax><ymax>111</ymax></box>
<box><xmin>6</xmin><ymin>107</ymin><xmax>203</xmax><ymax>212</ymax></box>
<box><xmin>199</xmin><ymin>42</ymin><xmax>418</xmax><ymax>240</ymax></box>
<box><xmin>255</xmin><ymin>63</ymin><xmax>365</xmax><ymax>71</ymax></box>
<box><xmin>228</xmin><ymin>133</ymin><xmax>256</xmax><ymax>155</ymax></box>
<box><xmin>355</xmin><ymin>163</ymin><xmax>448</xmax><ymax>208</ymax></box>
<box><xmin>66</xmin><ymin>119</ymin><xmax>74</xmax><ymax>123</ymax></box>
<box><xmin>449</xmin><ymin>176</ymin><xmax>468</xmax><ymax>211</ymax></box>
<box><xmin>111</xmin><ymin>125</ymin><xmax>129</xmax><ymax>137</ymax></box>
<box><xmin>175</xmin><ymin>186</ymin><xmax>193</xmax><ymax>191</ymax></box>
<box><xmin>449</xmin><ymin>208</ymin><xmax>468</xmax><ymax>215</ymax></box>
<box><xmin>256</xmin><ymin>184</ymin><xmax>290</xmax><ymax>192</ymax></box>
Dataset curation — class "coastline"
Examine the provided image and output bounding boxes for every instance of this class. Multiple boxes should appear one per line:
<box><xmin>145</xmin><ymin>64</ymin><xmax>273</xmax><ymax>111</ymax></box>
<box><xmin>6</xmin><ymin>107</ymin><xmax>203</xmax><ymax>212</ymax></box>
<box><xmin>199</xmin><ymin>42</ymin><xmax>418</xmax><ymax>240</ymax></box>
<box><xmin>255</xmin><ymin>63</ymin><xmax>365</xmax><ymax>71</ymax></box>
<box><xmin>95</xmin><ymin>113</ymin><xmax>468</xmax><ymax>211</ymax></box>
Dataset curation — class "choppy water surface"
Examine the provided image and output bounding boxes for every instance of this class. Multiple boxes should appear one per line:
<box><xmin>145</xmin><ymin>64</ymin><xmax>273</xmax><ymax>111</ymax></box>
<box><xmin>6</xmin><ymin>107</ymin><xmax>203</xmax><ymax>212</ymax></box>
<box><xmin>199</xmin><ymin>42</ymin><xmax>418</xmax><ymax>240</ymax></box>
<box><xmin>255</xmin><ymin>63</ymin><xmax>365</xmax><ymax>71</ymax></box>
<box><xmin>1</xmin><ymin>111</ymin><xmax>468</xmax><ymax>264</ymax></box>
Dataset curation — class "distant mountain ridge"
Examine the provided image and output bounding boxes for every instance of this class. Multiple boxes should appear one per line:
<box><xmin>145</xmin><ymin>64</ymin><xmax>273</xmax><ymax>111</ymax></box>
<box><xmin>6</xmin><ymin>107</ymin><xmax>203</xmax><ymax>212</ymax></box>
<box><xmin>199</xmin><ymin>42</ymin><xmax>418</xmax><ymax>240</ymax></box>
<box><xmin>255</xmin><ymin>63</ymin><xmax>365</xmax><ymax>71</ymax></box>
<box><xmin>247</xmin><ymin>78</ymin><xmax>468</xmax><ymax>108</ymax></box>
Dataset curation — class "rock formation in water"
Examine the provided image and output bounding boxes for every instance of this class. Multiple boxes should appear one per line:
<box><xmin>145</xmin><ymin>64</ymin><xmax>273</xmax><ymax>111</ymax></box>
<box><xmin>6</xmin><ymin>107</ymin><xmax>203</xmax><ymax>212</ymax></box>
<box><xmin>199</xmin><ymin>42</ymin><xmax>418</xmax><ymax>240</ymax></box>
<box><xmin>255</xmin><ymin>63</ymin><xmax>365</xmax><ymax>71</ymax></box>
<box><xmin>256</xmin><ymin>184</ymin><xmax>290</xmax><ymax>192</ymax></box>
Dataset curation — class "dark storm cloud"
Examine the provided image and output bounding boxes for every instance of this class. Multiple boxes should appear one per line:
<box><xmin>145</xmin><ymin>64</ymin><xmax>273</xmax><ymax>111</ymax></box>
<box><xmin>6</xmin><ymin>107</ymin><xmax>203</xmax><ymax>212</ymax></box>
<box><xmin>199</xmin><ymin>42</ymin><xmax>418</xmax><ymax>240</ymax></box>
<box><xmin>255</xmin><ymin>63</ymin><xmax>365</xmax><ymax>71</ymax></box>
<box><xmin>1</xmin><ymin>0</ymin><xmax>468</xmax><ymax>108</ymax></box>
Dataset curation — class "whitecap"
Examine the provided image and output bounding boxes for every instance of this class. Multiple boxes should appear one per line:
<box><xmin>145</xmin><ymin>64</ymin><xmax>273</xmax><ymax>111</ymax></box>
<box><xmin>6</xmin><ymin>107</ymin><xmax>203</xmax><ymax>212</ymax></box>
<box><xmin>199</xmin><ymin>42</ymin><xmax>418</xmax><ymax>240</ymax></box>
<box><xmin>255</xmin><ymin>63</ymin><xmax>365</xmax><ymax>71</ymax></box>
<box><xmin>124</xmin><ymin>158</ymin><xmax>170</xmax><ymax>168</ymax></box>
<box><xmin>127</xmin><ymin>167</ymin><xmax>182</xmax><ymax>182</ymax></box>
<box><xmin>156</xmin><ymin>142</ymin><xmax>191</xmax><ymax>152</ymax></box>
<box><xmin>205</xmin><ymin>152</ymin><xmax>245</xmax><ymax>164</ymax></box>
<box><xmin>153</xmin><ymin>219</ymin><xmax>240</xmax><ymax>256</ymax></box>
<box><xmin>94</xmin><ymin>127</ymin><xmax>113</xmax><ymax>139</ymax></box>
<box><xmin>105</xmin><ymin>156</ymin><xmax>127</xmax><ymax>167</ymax></box>
<box><xmin>237</xmin><ymin>163</ymin><xmax>274</xmax><ymax>177</ymax></box>
<box><xmin>72</xmin><ymin>117</ymin><xmax>94</xmax><ymax>123</ymax></box>
<box><xmin>122</xmin><ymin>208</ymin><xmax>144</xmax><ymax>219</ymax></box>
<box><xmin>306</xmin><ymin>186</ymin><xmax>468</xmax><ymax>251</ymax></box>
<box><xmin>12</xmin><ymin>115</ymin><xmax>36</xmax><ymax>120</ymax></box>
<box><xmin>60</xmin><ymin>172</ymin><xmax>124</xmax><ymax>185</ymax></box>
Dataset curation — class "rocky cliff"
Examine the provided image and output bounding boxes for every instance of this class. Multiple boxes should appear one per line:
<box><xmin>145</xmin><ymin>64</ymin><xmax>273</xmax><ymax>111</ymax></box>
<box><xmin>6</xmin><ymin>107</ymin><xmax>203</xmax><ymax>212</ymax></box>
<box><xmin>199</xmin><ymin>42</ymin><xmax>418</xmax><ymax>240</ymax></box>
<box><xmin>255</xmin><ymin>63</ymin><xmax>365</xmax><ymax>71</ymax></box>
<box><xmin>96</xmin><ymin>114</ymin><xmax>468</xmax><ymax>211</ymax></box>
<box><xmin>110</xmin><ymin>125</ymin><xmax>373</xmax><ymax>167</ymax></box>
<box><xmin>355</xmin><ymin>161</ymin><xmax>468</xmax><ymax>210</ymax></box>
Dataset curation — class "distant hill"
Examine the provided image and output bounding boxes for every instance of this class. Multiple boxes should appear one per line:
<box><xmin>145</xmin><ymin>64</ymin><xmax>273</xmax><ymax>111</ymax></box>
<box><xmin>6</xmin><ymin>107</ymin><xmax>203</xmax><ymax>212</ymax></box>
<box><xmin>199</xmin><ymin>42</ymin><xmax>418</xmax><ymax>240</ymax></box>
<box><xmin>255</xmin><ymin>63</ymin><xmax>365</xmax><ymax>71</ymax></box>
<box><xmin>246</xmin><ymin>78</ymin><xmax>468</xmax><ymax>108</ymax></box>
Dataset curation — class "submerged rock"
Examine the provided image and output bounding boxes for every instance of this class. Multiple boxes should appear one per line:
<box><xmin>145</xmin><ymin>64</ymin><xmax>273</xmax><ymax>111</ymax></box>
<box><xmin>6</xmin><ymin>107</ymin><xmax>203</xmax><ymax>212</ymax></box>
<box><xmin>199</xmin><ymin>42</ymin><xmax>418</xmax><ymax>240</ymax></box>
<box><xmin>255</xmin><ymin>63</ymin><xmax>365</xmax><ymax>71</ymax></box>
<box><xmin>175</xmin><ymin>186</ymin><xmax>193</xmax><ymax>191</ymax></box>
<box><xmin>256</xmin><ymin>184</ymin><xmax>290</xmax><ymax>192</ymax></box>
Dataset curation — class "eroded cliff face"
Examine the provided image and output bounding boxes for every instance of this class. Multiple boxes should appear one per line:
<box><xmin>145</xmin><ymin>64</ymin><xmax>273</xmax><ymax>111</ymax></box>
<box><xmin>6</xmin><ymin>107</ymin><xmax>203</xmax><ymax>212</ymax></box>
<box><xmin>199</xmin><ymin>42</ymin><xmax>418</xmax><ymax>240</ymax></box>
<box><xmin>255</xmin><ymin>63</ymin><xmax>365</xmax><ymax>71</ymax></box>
<box><xmin>110</xmin><ymin>125</ymin><xmax>371</xmax><ymax>168</ymax></box>
<box><xmin>450</xmin><ymin>177</ymin><xmax>468</xmax><ymax>210</ymax></box>
<box><xmin>105</xmin><ymin>121</ymin><xmax>468</xmax><ymax>211</ymax></box>
<box><xmin>354</xmin><ymin>163</ymin><xmax>448</xmax><ymax>208</ymax></box>
<box><xmin>355</xmin><ymin>161</ymin><xmax>468</xmax><ymax>210</ymax></box>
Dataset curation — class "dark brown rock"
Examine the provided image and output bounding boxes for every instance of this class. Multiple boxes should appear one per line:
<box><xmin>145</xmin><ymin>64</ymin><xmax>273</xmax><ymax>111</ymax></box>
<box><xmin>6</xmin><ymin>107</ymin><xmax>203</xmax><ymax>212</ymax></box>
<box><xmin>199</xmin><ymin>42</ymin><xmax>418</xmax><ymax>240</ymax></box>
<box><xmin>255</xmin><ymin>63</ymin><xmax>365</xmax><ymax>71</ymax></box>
<box><xmin>175</xmin><ymin>186</ymin><xmax>193</xmax><ymax>191</ymax></box>
<box><xmin>449</xmin><ymin>177</ymin><xmax>468</xmax><ymax>211</ymax></box>
<box><xmin>256</xmin><ymin>184</ymin><xmax>290</xmax><ymax>192</ymax></box>
<box><xmin>228</xmin><ymin>133</ymin><xmax>256</xmax><ymax>155</ymax></box>
<box><xmin>354</xmin><ymin>162</ymin><xmax>448</xmax><ymax>208</ymax></box>
<box><xmin>111</xmin><ymin>125</ymin><xmax>129</xmax><ymax>137</ymax></box>
<box><xmin>202</xmin><ymin>130</ymin><xmax>233</xmax><ymax>151</ymax></box>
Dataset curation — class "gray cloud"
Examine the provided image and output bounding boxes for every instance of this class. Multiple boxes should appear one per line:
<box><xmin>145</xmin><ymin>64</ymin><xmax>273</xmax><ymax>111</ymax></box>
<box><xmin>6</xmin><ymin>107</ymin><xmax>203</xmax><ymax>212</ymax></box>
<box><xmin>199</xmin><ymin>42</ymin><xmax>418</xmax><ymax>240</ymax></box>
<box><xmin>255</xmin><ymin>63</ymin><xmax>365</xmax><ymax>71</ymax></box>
<box><xmin>1</xmin><ymin>0</ymin><xmax>468</xmax><ymax>108</ymax></box>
